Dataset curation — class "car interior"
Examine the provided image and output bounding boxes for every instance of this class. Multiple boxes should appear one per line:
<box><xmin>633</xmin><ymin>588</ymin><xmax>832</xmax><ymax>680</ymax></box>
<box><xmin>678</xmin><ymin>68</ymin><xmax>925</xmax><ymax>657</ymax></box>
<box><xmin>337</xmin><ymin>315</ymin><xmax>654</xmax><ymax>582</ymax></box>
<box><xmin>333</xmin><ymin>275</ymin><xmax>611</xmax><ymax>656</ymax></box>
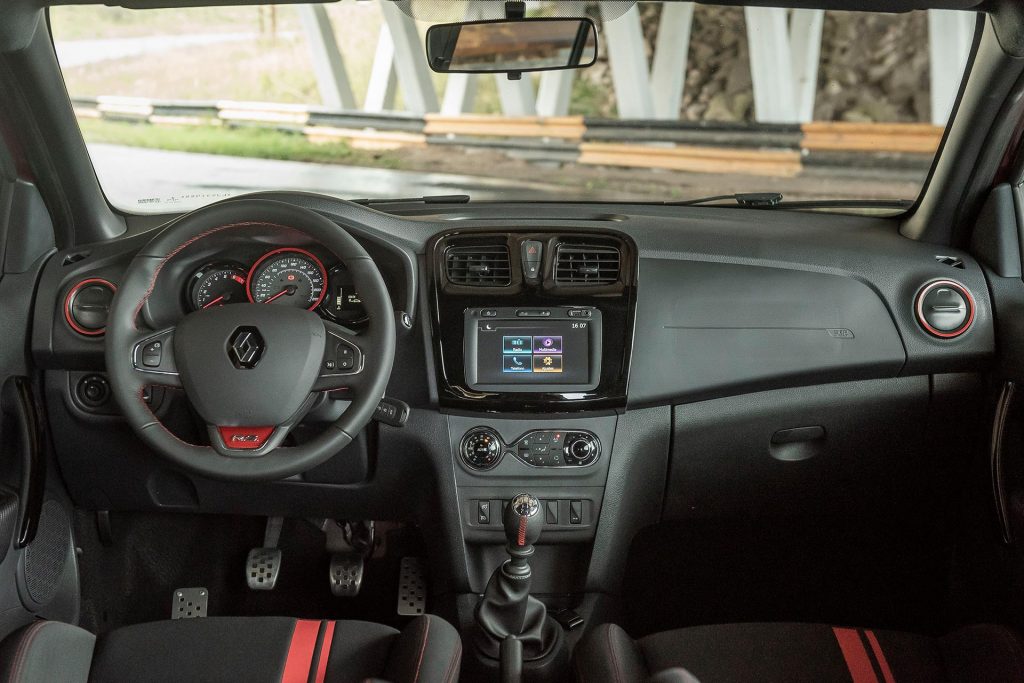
<box><xmin>4</xmin><ymin>0</ymin><xmax>1024</xmax><ymax>681</ymax></box>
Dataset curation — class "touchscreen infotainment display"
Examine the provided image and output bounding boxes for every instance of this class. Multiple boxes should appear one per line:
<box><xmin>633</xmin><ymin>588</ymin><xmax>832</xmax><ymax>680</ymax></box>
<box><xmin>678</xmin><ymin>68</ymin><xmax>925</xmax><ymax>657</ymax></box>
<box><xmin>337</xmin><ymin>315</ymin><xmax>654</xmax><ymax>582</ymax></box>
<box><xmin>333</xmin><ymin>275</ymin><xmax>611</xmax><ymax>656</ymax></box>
<box><xmin>464</xmin><ymin>308</ymin><xmax>601</xmax><ymax>391</ymax></box>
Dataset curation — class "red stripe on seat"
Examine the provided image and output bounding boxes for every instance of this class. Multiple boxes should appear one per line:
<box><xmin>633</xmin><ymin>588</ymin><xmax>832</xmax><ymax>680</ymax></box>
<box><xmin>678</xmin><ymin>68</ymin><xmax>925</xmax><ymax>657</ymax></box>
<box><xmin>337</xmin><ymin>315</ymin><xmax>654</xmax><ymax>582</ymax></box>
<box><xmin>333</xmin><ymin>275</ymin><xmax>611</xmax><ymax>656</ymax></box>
<box><xmin>314</xmin><ymin>621</ymin><xmax>336</xmax><ymax>683</ymax></box>
<box><xmin>864</xmin><ymin>630</ymin><xmax>897</xmax><ymax>683</ymax></box>
<box><xmin>832</xmin><ymin>627</ymin><xmax>880</xmax><ymax>683</ymax></box>
<box><xmin>281</xmin><ymin>620</ymin><xmax>320</xmax><ymax>683</ymax></box>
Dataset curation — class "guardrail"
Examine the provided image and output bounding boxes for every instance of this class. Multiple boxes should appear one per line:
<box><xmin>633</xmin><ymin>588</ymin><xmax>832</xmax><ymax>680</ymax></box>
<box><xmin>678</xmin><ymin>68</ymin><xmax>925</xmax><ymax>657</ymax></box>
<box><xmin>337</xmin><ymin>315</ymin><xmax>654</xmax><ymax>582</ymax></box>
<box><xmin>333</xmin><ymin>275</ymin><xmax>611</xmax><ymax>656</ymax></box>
<box><xmin>72</xmin><ymin>96</ymin><xmax>942</xmax><ymax>176</ymax></box>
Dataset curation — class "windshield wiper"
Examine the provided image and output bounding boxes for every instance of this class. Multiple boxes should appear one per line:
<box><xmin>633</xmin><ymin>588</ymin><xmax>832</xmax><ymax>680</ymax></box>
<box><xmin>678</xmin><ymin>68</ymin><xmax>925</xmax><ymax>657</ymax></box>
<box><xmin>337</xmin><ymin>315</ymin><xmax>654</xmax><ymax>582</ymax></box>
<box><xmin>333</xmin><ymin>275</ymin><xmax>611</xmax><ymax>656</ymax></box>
<box><xmin>352</xmin><ymin>194</ymin><xmax>470</xmax><ymax>205</ymax></box>
<box><xmin>664</xmin><ymin>192</ymin><xmax>913</xmax><ymax>211</ymax></box>
<box><xmin>666</xmin><ymin>192</ymin><xmax>784</xmax><ymax>207</ymax></box>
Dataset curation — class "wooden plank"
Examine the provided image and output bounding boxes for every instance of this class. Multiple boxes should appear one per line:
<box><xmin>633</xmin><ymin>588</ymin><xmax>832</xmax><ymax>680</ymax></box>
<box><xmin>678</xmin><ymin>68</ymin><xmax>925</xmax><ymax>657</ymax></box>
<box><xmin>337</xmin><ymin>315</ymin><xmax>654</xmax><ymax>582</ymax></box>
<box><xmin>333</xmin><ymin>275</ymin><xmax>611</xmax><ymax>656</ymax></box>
<box><xmin>802</xmin><ymin>122</ymin><xmax>942</xmax><ymax>154</ymax></box>
<box><xmin>424</xmin><ymin>115</ymin><xmax>585</xmax><ymax>139</ymax></box>
<box><xmin>303</xmin><ymin>126</ymin><xmax>426</xmax><ymax>150</ymax></box>
<box><xmin>578</xmin><ymin>142</ymin><xmax>802</xmax><ymax>177</ymax></box>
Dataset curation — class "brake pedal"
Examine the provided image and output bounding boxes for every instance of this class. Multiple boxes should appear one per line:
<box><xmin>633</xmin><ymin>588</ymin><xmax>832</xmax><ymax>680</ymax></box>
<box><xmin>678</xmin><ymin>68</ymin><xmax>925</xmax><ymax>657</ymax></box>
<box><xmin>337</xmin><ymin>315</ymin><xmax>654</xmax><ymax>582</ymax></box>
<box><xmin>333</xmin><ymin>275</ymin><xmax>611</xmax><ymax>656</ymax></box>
<box><xmin>397</xmin><ymin>557</ymin><xmax>426</xmax><ymax>616</ymax></box>
<box><xmin>246</xmin><ymin>516</ymin><xmax>283</xmax><ymax>591</ymax></box>
<box><xmin>172</xmin><ymin>587</ymin><xmax>208</xmax><ymax>619</ymax></box>
<box><xmin>329</xmin><ymin>553</ymin><xmax>364</xmax><ymax>597</ymax></box>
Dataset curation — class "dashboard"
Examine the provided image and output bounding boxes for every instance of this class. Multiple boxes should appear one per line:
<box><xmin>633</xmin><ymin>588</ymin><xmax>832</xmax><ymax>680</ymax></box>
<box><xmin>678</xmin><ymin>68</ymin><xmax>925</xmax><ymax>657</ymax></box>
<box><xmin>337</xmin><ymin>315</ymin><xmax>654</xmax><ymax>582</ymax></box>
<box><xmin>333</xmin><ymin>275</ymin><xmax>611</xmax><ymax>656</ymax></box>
<box><xmin>24</xmin><ymin>193</ymin><xmax>1000</xmax><ymax>598</ymax></box>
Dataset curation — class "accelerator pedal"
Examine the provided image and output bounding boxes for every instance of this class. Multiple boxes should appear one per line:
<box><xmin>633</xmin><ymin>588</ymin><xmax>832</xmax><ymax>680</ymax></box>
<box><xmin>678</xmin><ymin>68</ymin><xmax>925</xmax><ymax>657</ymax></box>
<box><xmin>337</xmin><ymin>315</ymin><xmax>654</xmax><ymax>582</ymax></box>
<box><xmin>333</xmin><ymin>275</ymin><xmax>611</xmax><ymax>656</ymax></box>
<box><xmin>246</xmin><ymin>516</ymin><xmax>283</xmax><ymax>591</ymax></box>
<box><xmin>172</xmin><ymin>587</ymin><xmax>208</xmax><ymax>619</ymax></box>
<box><xmin>397</xmin><ymin>557</ymin><xmax>426</xmax><ymax>616</ymax></box>
<box><xmin>329</xmin><ymin>553</ymin><xmax>364</xmax><ymax>597</ymax></box>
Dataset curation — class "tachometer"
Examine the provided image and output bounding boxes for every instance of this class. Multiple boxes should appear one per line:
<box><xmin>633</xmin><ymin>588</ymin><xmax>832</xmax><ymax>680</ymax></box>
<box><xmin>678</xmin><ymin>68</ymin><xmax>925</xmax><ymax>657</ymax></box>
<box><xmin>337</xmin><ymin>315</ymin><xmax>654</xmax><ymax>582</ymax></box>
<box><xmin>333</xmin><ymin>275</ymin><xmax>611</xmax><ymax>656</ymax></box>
<box><xmin>246</xmin><ymin>248</ymin><xmax>327</xmax><ymax>310</ymax></box>
<box><xmin>189</xmin><ymin>263</ymin><xmax>248</xmax><ymax>311</ymax></box>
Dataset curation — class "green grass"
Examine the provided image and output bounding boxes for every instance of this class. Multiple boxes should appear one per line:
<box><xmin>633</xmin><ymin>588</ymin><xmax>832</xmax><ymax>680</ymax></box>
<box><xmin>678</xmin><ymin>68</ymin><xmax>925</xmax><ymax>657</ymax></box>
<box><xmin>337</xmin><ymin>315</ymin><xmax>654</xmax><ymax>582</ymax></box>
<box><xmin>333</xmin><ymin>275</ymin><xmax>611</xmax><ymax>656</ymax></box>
<box><xmin>79</xmin><ymin>118</ymin><xmax>401</xmax><ymax>169</ymax></box>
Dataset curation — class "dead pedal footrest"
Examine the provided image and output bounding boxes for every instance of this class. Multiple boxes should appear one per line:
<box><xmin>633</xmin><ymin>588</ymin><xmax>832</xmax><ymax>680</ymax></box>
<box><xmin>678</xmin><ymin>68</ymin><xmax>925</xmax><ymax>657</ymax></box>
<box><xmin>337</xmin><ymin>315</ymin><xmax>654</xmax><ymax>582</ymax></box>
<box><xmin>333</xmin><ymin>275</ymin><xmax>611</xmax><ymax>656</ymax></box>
<box><xmin>397</xmin><ymin>557</ymin><xmax>426</xmax><ymax>616</ymax></box>
<box><xmin>172</xmin><ymin>587</ymin><xmax>208</xmax><ymax>619</ymax></box>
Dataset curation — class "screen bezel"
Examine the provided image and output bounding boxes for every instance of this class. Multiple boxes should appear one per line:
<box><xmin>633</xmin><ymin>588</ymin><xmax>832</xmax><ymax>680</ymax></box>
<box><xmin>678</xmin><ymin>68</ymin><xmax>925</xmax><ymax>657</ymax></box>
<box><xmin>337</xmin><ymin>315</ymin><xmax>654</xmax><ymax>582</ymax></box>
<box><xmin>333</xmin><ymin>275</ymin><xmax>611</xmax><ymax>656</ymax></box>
<box><xmin>464</xmin><ymin>307</ymin><xmax>603</xmax><ymax>392</ymax></box>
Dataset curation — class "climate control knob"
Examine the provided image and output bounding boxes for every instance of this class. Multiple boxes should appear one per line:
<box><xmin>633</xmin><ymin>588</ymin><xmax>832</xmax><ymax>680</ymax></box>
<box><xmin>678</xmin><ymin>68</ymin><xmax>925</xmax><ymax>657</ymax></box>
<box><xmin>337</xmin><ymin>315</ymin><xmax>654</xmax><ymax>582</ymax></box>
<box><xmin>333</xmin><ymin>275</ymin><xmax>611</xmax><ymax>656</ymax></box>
<box><xmin>461</xmin><ymin>428</ymin><xmax>503</xmax><ymax>470</ymax></box>
<box><xmin>563</xmin><ymin>432</ymin><xmax>599</xmax><ymax>466</ymax></box>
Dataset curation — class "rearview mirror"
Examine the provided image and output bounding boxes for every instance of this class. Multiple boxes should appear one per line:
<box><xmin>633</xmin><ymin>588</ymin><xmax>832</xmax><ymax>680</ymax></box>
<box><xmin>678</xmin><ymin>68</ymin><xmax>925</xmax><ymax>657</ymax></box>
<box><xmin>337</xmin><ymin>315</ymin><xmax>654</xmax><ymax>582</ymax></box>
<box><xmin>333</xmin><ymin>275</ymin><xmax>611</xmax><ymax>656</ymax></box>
<box><xmin>426</xmin><ymin>18</ymin><xmax>598</xmax><ymax>74</ymax></box>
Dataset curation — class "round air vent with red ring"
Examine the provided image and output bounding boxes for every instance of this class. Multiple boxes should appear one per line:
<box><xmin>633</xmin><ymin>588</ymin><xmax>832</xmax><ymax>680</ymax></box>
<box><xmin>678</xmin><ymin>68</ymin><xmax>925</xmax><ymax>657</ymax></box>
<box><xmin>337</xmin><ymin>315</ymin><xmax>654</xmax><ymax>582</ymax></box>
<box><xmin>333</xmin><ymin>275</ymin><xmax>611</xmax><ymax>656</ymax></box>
<box><xmin>915</xmin><ymin>279</ymin><xmax>974</xmax><ymax>339</ymax></box>
<box><xmin>64</xmin><ymin>278</ymin><xmax>117</xmax><ymax>336</ymax></box>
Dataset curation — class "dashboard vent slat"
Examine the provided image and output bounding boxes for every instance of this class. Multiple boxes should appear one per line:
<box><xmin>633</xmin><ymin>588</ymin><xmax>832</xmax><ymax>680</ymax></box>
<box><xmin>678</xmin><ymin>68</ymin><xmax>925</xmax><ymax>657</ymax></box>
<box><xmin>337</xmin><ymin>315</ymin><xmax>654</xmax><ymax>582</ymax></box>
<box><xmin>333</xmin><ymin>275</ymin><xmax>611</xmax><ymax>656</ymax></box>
<box><xmin>446</xmin><ymin>244</ymin><xmax>512</xmax><ymax>286</ymax></box>
<box><xmin>555</xmin><ymin>244</ymin><xmax>621</xmax><ymax>286</ymax></box>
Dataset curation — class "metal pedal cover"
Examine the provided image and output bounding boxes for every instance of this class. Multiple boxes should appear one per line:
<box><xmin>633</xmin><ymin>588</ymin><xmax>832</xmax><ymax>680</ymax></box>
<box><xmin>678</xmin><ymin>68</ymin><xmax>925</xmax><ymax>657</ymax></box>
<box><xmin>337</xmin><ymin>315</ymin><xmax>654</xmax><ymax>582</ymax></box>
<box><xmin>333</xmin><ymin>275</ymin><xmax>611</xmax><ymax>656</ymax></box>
<box><xmin>172</xmin><ymin>587</ymin><xmax>208</xmax><ymax>619</ymax></box>
<box><xmin>397</xmin><ymin>557</ymin><xmax>426</xmax><ymax>616</ymax></box>
<box><xmin>329</xmin><ymin>553</ymin><xmax>364</xmax><ymax>597</ymax></box>
<box><xmin>246</xmin><ymin>547</ymin><xmax>282</xmax><ymax>590</ymax></box>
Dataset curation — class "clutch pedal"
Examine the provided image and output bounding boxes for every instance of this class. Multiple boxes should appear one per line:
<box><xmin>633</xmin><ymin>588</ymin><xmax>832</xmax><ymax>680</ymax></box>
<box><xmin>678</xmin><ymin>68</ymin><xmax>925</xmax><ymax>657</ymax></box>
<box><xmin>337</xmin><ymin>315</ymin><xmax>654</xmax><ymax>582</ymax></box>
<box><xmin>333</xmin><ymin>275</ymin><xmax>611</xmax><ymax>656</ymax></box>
<box><xmin>329</xmin><ymin>553</ymin><xmax>364</xmax><ymax>597</ymax></box>
<box><xmin>246</xmin><ymin>516</ymin><xmax>283</xmax><ymax>591</ymax></box>
<box><xmin>246</xmin><ymin>547</ymin><xmax>282</xmax><ymax>590</ymax></box>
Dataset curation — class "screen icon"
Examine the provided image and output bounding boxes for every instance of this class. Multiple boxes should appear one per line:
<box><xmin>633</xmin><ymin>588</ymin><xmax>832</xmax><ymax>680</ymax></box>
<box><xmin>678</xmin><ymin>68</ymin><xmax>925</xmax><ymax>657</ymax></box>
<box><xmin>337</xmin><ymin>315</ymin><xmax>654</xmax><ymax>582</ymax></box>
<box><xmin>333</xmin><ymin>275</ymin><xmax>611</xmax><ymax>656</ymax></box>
<box><xmin>503</xmin><ymin>336</ymin><xmax>532</xmax><ymax>354</ymax></box>
<box><xmin>533</xmin><ymin>354</ymin><xmax>563</xmax><ymax>373</ymax></box>
<box><xmin>503</xmin><ymin>354</ymin><xmax>534</xmax><ymax>373</ymax></box>
<box><xmin>533</xmin><ymin>335</ymin><xmax>563</xmax><ymax>353</ymax></box>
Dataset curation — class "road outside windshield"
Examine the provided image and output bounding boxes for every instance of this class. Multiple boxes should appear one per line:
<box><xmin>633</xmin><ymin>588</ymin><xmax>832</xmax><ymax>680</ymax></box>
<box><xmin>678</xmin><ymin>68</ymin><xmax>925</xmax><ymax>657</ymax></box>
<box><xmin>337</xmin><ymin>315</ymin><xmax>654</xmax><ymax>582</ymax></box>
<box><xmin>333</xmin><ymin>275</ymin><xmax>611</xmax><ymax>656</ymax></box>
<box><xmin>51</xmin><ymin>2</ymin><xmax>975</xmax><ymax>212</ymax></box>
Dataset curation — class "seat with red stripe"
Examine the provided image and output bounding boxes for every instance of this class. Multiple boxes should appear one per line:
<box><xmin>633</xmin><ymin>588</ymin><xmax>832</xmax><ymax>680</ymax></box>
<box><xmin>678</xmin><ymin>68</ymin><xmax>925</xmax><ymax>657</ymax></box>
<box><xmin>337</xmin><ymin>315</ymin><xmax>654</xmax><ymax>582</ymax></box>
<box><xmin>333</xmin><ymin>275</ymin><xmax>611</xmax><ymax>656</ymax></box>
<box><xmin>0</xmin><ymin>615</ymin><xmax>461</xmax><ymax>683</ymax></box>
<box><xmin>573</xmin><ymin>621</ymin><xmax>1024</xmax><ymax>682</ymax></box>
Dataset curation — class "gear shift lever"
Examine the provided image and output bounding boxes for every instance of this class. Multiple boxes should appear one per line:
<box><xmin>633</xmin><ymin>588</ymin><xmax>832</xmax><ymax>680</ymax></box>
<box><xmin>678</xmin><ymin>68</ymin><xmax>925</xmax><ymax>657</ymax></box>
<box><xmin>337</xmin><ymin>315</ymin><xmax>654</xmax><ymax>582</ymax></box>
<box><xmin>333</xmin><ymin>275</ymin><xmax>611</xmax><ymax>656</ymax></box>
<box><xmin>504</xmin><ymin>493</ymin><xmax>543</xmax><ymax>565</ymax></box>
<box><xmin>473</xmin><ymin>493</ymin><xmax>563</xmax><ymax>681</ymax></box>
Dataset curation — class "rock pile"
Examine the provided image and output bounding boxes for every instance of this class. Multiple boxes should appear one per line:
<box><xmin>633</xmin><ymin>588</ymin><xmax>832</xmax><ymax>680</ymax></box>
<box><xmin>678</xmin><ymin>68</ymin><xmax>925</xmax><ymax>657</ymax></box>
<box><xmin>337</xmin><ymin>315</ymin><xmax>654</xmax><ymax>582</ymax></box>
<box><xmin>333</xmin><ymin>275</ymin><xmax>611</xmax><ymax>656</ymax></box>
<box><xmin>585</xmin><ymin>6</ymin><xmax>933</xmax><ymax>123</ymax></box>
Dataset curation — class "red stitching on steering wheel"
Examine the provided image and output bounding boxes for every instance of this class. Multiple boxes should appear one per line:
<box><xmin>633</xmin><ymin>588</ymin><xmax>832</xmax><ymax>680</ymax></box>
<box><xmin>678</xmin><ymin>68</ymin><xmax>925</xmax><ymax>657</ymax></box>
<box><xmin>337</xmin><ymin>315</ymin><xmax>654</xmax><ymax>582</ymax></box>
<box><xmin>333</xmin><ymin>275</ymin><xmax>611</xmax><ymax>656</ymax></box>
<box><xmin>131</xmin><ymin>220</ymin><xmax>306</xmax><ymax>331</ymax></box>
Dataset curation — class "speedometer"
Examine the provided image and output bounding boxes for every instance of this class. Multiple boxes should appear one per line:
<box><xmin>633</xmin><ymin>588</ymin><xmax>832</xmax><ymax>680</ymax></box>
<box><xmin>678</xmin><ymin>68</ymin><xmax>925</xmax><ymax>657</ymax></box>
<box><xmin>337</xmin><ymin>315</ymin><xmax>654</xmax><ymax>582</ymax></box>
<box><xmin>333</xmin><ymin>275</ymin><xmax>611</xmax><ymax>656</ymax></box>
<box><xmin>246</xmin><ymin>248</ymin><xmax>328</xmax><ymax>310</ymax></box>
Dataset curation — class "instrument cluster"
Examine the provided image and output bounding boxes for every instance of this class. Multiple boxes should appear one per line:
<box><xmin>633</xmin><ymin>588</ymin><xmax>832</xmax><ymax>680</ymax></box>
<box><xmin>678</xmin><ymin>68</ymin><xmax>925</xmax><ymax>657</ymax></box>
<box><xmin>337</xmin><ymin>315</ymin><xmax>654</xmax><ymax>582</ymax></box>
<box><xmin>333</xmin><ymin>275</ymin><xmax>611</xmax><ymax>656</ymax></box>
<box><xmin>187</xmin><ymin>247</ymin><xmax>368</xmax><ymax>325</ymax></box>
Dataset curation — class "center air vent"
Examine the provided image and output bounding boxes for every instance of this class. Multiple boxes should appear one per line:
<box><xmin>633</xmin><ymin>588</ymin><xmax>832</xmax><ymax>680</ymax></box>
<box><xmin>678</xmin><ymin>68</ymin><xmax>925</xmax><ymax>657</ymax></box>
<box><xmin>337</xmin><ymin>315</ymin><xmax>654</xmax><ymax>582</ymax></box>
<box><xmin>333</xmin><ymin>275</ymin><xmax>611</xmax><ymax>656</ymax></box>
<box><xmin>445</xmin><ymin>244</ymin><xmax>512</xmax><ymax>286</ymax></box>
<box><xmin>555</xmin><ymin>244</ymin><xmax>621</xmax><ymax>286</ymax></box>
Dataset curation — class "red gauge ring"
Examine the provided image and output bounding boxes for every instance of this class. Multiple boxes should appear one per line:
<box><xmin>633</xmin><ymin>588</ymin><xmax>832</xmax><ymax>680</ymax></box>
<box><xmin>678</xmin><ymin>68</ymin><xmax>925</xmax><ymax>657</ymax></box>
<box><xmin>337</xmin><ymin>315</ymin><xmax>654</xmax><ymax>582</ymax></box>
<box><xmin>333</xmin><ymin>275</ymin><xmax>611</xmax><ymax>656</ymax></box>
<box><xmin>914</xmin><ymin>279</ymin><xmax>975</xmax><ymax>339</ymax></box>
<box><xmin>64</xmin><ymin>278</ymin><xmax>117</xmax><ymax>336</ymax></box>
<box><xmin>245</xmin><ymin>247</ymin><xmax>329</xmax><ymax>311</ymax></box>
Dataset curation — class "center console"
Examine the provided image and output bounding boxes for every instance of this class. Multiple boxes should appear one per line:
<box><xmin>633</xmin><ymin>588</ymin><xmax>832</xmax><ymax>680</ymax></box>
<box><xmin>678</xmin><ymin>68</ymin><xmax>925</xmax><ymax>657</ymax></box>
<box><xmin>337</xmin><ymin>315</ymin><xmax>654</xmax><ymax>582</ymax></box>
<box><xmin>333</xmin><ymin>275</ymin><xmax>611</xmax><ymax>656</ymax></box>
<box><xmin>427</xmin><ymin>226</ymin><xmax>637</xmax><ymax>563</ymax></box>
<box><xmin>427</xmin><ymin>228</ymin><xmax>638</xmax><ymax>680</ymax></box>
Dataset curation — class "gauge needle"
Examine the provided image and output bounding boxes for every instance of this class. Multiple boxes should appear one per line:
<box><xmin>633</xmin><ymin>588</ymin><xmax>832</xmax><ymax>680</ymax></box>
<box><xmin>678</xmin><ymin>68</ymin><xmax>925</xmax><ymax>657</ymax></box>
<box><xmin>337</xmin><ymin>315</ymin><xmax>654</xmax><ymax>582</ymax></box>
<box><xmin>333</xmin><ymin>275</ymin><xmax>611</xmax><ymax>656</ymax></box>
<box><xmin>202</xmin><ymin>295</ymin><xmax>225</xmax><ymax>309</ymax></box>
<box><xmin>264</xmin><ymin>285</ymin><xmax>297</xmax><ymax>304</ymax></box>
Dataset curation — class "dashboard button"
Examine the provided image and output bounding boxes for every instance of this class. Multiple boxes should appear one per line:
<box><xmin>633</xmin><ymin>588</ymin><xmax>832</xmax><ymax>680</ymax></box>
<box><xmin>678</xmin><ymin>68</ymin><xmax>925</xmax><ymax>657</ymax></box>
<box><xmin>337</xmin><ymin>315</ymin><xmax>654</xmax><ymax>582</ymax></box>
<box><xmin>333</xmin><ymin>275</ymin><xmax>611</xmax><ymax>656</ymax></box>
<box><xmin>569</xmin><ymin>500</ymin><xmax>582</xmax><ymax>525</ymax></box>
<box><xmin>516</xmin><ymin>309</ymin><xmax>551</xmax><ymax>317</ymax></box>
<box><xmin>567</xmin><ymin>309</ymin><xmax>593</xmax><ymax>318</ymax></box>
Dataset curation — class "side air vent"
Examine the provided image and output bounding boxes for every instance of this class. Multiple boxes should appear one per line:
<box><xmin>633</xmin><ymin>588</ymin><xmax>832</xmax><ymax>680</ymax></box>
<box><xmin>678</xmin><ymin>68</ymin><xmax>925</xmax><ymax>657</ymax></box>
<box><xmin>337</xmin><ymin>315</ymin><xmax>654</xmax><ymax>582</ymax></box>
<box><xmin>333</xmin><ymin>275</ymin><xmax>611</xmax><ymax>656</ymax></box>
<box><xmin>445</xmin><ymin>244</ymin><xmax>512</xmax><ymax>286</ymax></box>
<box><xmin>555</xmin><ymin>244</ymin><xmax>621</xmax><ymax>286</ymax></box>
<box><xmin>935</xmin><ymin>255</ymin><xmax>965</xmax><ymax>269</ymax></box>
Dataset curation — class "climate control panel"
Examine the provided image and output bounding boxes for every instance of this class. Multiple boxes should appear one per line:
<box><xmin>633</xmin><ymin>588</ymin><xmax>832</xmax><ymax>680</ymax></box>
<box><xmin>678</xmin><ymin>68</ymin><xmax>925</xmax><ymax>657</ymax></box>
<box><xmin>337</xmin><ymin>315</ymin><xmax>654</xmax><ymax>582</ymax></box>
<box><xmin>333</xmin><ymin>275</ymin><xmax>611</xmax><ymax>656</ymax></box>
<box><xmin>459</xmin><ymin>428</ymin><xmax>601</xmax><ymax>470</ymax></box>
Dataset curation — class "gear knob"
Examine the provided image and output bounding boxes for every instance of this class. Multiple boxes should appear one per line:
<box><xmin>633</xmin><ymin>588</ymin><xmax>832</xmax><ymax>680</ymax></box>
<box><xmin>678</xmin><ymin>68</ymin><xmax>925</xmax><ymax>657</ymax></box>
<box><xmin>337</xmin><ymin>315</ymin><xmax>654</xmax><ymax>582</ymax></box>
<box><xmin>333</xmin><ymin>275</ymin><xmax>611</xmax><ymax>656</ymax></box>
<box><xmin>503</xmin><ymin>493</ymin><xmax>543</xmax><ymax>550</ymax></box>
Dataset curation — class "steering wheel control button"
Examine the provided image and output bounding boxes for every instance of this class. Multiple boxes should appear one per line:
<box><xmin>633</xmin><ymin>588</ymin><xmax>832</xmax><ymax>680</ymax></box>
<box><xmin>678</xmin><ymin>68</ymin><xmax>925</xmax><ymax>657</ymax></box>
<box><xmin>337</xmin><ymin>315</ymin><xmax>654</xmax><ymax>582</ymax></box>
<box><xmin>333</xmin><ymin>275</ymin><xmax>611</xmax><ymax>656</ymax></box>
<box><xmin>132</xmin><ymin>329</ymin><xmax>178</xmax><ymax>376</ymax></box>
<box><xmin>65</xmin><ymin>278</ymin><xmax>116</xmax><ymax>336</ymax></box>
<box><xmin>510</xmin><ymin>430</ymin><xmax>599</xmax><ymax>467</ymax></box>
<box><xmin>217</xmin><ymin>426</ymin><xmax>275</xmax><ymax>450</ymax></box>
<box><xmin>142</xmin><ymin>341</ymin><xmax>163</xmax><ymax>367</ymax></box>
<box><xmin>915</xmin><ymin>280</ymin><xmax>975</xmax><ymax>339</ymax></box>
<box><xmin>227</xmin><ymin>327</ymin><xmax>264</xmax><ymax>369</ymax></box>
<box><xmin>461</xmin><ymin>428</ymin><xmax>503</xmax><ymax>470</ymax></box>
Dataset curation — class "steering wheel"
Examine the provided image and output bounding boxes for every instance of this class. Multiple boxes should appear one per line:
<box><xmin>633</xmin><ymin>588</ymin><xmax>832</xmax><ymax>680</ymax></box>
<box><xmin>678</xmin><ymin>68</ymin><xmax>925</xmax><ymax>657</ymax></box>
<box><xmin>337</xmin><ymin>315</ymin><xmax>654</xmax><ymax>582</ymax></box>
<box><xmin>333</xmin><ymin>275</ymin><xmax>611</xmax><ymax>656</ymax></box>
<box><xmin>105</xmin><ymin>199</ymin><xmax>396</xmax><ymax>481</ymax></box>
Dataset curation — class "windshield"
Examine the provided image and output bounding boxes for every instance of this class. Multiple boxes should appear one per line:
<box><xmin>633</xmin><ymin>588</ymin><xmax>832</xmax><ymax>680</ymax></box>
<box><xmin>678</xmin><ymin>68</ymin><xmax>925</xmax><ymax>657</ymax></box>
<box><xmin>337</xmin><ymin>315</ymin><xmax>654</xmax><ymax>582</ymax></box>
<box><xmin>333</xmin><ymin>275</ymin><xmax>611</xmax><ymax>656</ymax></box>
<box><xmin>51</xmin><ymin>2</ymin><xmax>975</xmax><ymax>212</ymax></box>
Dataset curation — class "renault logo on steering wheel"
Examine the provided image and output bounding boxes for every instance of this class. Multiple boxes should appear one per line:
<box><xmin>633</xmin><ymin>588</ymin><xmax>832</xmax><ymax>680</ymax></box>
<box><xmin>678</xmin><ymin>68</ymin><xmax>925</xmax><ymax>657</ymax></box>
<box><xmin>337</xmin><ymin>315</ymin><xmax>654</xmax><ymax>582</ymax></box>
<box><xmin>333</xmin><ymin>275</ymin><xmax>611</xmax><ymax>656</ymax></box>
<box><xmin>227</xmin><ymin>327</ymin><xmax>264</xmax><ymax>369</ymax></box>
